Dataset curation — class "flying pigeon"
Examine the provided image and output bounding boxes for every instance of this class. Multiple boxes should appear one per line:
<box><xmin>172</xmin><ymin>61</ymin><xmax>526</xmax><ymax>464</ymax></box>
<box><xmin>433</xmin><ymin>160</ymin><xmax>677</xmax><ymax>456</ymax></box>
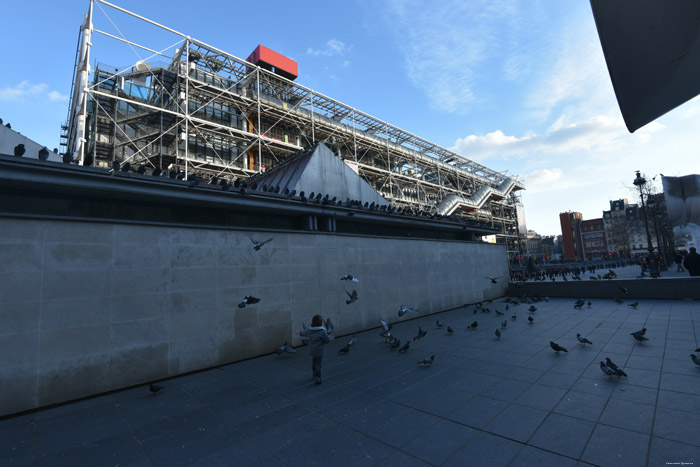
<box><xmin>576</xmin><ymin>333</ymin><xmax>592</xmax><ymax>346</ymax></box>
<box><xmin>550</xmin><ymin>341</ymin><xmax>568</xmax><ymax>353</ymax></box>
<box><xmin>276</xmin><ymin>342</ymin><xmax>296</xmax><ymax>354</ymax></box>
<box><xmin>528</xmin><ymin>316</ymin><xmax>534</xmax><ymax>324</ymax></box>
<box><xmin>418</xmin><ymin>355</ymin><xmax>435</xmax><ymax>366</ymax></box>
<box><xmin>495</xmin><ymin>328</ymin><xmax>501</xmax><ymax>338</ymax></box>
<box><xmin>238</xmin><ymin>295</ymin><xmax>260</xmax><ymax>308</ymax></box>
<box><xmin>345</xmin><ymin>290</ymin><xmax>358</xmax><ymax>305</ymax></box>
<box><xmin>628</xmin><ymin>302</ymin><xmax>639</xmax><ymax>309</ymax></box>
<box><xmin>436</xmin><ymin>320</ymin><xmax>445</xmax><ymax>328</ymax></box>
<box><xmin>398</xmin><ymin>305</ymin><xmax>416</xmax><ymax>317</ymax></box>
<box><xmin>600</xmin><ymin>361</ymin><xmax>616</xmax><ymax>378</ymax></box>
<box><xmin>340</xmin><ymin>274</ymin><xmax>359</xmax><ymax>282</ymax></box>
<box><xmin>249</xmin><ymin>236</ymin><xmax>273</xmax><ymax>251</ymax></box>
<box><xmin>495</xmin><ymin>309</ymin><xmax>504</xmax><ymax>316</ymax></box>
<box><xmin>149</xmin><ymin>384</ymin><xmax>164</xmax><ymax>395</ymax></box>
<box><xmin>501</xmin><ymin>320</ymin><xmax>507</xmax><ymax>329</ymax></box>
<box><xmin>390</xmin><ymin>339</ymin><xmax>401</xmax><ymax>350</ymax></box>
<box><xmin>380</xmin><ymin>319</ymin><xmax>393</xmax><ymax>336</ymax></box>
<box><xmin>528</xmin><ymin>305</ymin><xmax>537</xmax><ymax>313</ymax></box>
<box><xmin>324</xmin><ymin>318</ymin><xmax>334</xmax><ymax>334</ymax></box>
<box><xmin>631</xmin><ymin>331</ymin><xmax>648</xmax><ymax>342</ymax></box>
<box><xmin>691</xmin><ymin>354</ymin><xmax>700</xmax><ymax>366</ymax></box>
<box><xmin>446</xmin><ymin>326</ymin><xmax>453</xmax><ymax>334</ymax></box>
<box><xmin>469</xmin><ymin>321</ymin><xmax>478</xmax><ymax>330</ymax></box>
<box><xmin>413</xmin><ymin>327</ymin><xmax>427</xmax><ymax>341</ymax></box>
<box><xmin>398</xmin><ymin>341</ymin><xmax>410</xmax><ymax>353</ymax></box>
<box><xmin>485</xmin><ymin>276</ymin><xmax>500</xmax><ymax>284</ymax></box>
<box><xmin>337</xmin><ymin>344</ymin><xmax>351</xmax><ymax>355</ymax></box>
<box><xmin>605</xmin><ymin>357</ymin><xmax>627</xmax><ymax>377</ymax></box>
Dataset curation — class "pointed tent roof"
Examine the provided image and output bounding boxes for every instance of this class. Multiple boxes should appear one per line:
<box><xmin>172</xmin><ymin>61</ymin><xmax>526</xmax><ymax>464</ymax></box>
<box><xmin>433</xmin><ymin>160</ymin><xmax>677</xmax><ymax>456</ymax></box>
<box><xmin>251</xmin><ymin>143</ymin><xmax>388</xmax><ymax>205</ymax></box>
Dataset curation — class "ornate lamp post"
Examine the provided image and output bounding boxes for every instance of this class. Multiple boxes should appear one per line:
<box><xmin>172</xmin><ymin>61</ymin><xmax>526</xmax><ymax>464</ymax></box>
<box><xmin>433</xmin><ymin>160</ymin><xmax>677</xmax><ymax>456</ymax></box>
<box><xmin>633</xmin><ymin>171</ymin><xmax>660</xmax><ymax>277</ymax></box>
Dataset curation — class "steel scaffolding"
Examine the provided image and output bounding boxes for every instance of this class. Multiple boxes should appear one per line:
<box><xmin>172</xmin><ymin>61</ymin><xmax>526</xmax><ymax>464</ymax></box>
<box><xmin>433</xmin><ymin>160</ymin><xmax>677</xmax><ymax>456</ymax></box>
<box><xmin>64</xmin><ymin>0</ymin><xmax>525</xmax><ymax>257</ymax></box>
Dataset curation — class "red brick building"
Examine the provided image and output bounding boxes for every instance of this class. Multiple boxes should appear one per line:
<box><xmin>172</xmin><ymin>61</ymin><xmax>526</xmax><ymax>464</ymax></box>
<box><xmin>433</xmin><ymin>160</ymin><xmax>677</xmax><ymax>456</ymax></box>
<box><xmin>559</xmin><ymin>212</ymin><xmax>583</xmax><ymax>261</ymax></box>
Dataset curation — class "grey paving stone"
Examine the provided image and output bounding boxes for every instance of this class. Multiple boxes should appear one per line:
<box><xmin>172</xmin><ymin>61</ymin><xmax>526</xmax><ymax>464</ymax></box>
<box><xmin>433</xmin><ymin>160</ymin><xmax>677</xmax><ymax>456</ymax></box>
<box><xmin>238</xmin><ymin>403</ymin><xmax>310</xmax><ymax>438</ymax></box>
<box><xmin>553</xmin><ymin>391</ymin><xmax>609</xmax><ymax>422</ymax></box>
<box><xmin>401</xmin><ymin>419</ymin><xmax>475</xmax><ymax>465</ymax></box>
<box><xmin>515</xmin><ymin>384</ymin><xmax>567</xmax><ymax>411</ymax></box>
<box><xmin>647</xmin><ymin>437</ymin><xmax>700</xmax><ymax>467</ymax></box>
<box><xmin>442</xmin><ymin>431</ymin><xmax>522</xmax><ymax>467</ymax></box>
<box><xmin>375</xmin><ymin>450</ymin><xmax>431</xmax><ymax>467</ymax></box>
<box><xmin>657</xmin><ymin>389</ymin><xmax>700</xmax><ymax>415</ymax></box>
<box><xmin>660</xmin><ymin>372</ymin><xmax>700</xmax><ymax>396</ymax></box>
<box><xmin>484</xmin><ymin>403</ymin><xmax>548</xmax><ymax>442</ymax></box>
<box><xmin>366</xmin><ymin>407</ymin><xmax>441</xmax><ymax>449</ymax></box>
<box><xmin>581</xmin><ymin>424</ymin><xmax>650</xmax><ymax>467</ymax></box>
<box><xmin>570</xmin><ymin>376</ymin><xmax>619</xmax><ymax>397</ymax></box>
<box><xmin>189</xmin><ymin>440</ymin><xmax>283</xmax><ymax>466</ymax></box>
<box><xmin>343</xmin><ymin>399</ymin><xmax>410</xmax><ymax>433</ymax></box>
<box><xmin>446</xmin><ymin>395</ymin><xmax>507</xmax><ymax>429</ymax></box>
<box><xmin>653</xmin><ymin>406</ymin><xmax>700</xmax><ymax>447</ymax></box>
<box><xmin>479</xmin><ymin>377</ymin><xmax>531</xmax><ymax>402</ymax></box>
<box><xmin>316</xmin><ymin>391</ymin><xmax>383</xmax><ymax>422</ymax></box>
<box><xmin>274</xmin><ymin>424</ymin><xmax>362</xmax><ymax>465</ymax></box>
<box><xmin>598</xmin><ymin>398</ymin><xmax>655</xmax><ymax>434</ymax></box>
<box><xmin>509</xmin><ymin>445</ymin><xmax>578</xmax><ymax>467</ymax></box>
<box><xmin>529</xmin><ymin>413</ymin><xmax>595</xmax><ymax>459</ymax></box>
<box><xmin>536</xmin><ymin>371</ymin><xmax>578</xmax><ymax>389</ymax></box>
<box><xmin>252</xmin><ymin>412</ymin><xmax>335</xmax><ymax>453</ymax></box>
<box><xmin>415</xmin><ymin>386</ymin><xmax>473</xmax><ymax>417</ymax></box>
<box><xmin>610</xmin><ymin>384</ymin><xmax>658</xmax><ymax>406</ymax></box>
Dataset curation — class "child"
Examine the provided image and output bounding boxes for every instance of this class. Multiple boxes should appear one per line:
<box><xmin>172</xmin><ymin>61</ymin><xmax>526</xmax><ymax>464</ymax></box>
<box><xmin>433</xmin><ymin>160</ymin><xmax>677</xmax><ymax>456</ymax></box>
<box><xmin>297</xmin><ymin>314</ymin><xmax>333</xmax><ymax>385</ymax></box>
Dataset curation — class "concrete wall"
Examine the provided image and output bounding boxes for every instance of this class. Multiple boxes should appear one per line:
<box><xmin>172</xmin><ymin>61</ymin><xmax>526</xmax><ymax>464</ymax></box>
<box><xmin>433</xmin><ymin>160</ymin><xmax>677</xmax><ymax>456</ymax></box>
<box><xmin>0</xmin><ymin>217</ymin><xmax>508</xmax><ymax>416</ymax></box>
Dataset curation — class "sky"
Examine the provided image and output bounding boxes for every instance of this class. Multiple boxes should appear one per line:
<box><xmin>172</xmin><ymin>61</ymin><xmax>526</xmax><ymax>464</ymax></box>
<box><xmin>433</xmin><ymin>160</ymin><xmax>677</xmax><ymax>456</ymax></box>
<box><xmin>2</xmin><ymin>0</ymin><xmax>699</xmax><ymax>236</ymax></box>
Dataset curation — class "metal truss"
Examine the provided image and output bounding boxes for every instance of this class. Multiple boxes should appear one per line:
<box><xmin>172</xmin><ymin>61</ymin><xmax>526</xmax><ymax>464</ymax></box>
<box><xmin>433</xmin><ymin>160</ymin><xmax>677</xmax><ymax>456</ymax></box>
<box><xmin>65</xmin><ymin>0</ymin><xmax>525</xmax><ymax>256</ymax></box>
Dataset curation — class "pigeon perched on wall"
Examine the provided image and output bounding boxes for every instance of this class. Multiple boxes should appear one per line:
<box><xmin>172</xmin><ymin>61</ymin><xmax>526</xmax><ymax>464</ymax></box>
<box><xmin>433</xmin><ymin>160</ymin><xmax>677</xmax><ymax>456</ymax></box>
<box><xmin>238</xmin><ymin>296</ymin><xmax>260</xmax><ymax>308</ymax></box>
<box><xmin>576</xmin><ymin>333</ymin><xmax>592</xmax><ymax>346</ymax></box>
<box><xmin>340</xmin><ymin>274</ymin><xmax>359</xmax><ymax>282</ymax></box>
<box><xmin>418</xmin><ymin>355</ymin><xmax>435</xmax><ymax>366</ymax></box>
<box><xmin>605</xmin><ymin>357</ymin><xmax>627</xmax><ymax>377</ymax></box>
<box><xmin>345</xmin><ymin>290</ymin><xmax>358</xmax><ymax>305</ymax></box>
<box><xmin>550</xmin><ymin>341</ymin><xmax>568</xmax><ymax>353</ymax></box>
<box><xmin>149</xmin><ymin>384</ymin><xmax>164</xmax><ymax>395</ymax></box>
<box><xmin>276</xmin><ymin>342</ymin><xmax>296</xmax><ymax>354</ymax></box>
<box><xmin>398</xmin><ymin>305</ymin><xmax>416</xmax><ymax>317</ymax></box>
<box><xmin>249</xmin><ymin>236</ymin><xmax>273</xmax><ymax>251</ymax></box>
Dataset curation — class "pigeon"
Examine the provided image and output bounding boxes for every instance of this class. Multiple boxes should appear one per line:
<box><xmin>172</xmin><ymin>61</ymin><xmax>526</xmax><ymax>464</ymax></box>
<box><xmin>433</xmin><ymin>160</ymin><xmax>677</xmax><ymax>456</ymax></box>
<box><xmin>469</xmin><ymin>321</ymin><xmax>478</xmax><ymax>330</ymax></box>
<box><xmin>13</xmin><ymin>143</ymin><xmax>25</xmax><ymax>157</ymax></box>
<box><xmin>495</xmin><ymin>309</ymin><xmax>504</xmax><ymax>316</ymax></box>
<box><xmin>528</xmin><ymin>316</ymin><xmax>534</xmax><ymax>324</ymax></box>
<box><xmin>276</xmin><ymin>342</ymin><xmax>296</xmax><ymax>354</ymax></box>
<box><xmin>574</xmin><ymin>299</ymin><xmax>584</xmax><ymax>309</ymax></box>
<box><xmin>418</xmin><ymin>355</ymin><xmax>435</xmax><ymax>366</ymax></box>
<box><xmin>619</xmin><ymin>286</ymin><xmax>630</xmax><ymax>296</ymax></box>
<box><xmin>345</xmin><ymin>290</ymin><xmax>358</xmax><ymax>305</ymax></box>
<box><xmin>413</xmin><ymin>327</ymin><xmax>427</xmax><ymax>341</ymax></box>
<box><xmin>325</xmin><ymin>318</ymin><xmax>334</xmax><ymax>334</ymax></box>
<box><xmin>550</xmin><ymin>341</ymin><xmax>568</xmax><ymax>353</ymax></box>
<box><xmin>348</xmin><ymin>334</ymin><xmax>357</xmax><ymax>346</ymax></box>
<box><xmin>446</xmin><ymin>326</ymin><xmax>453</xmax><ymax>334</ymax></box>
<box><xmin>605</xmin><ymin>357</ymin><xmax>627</xmax><ymax>377</ymax></box>
<box><xmin>628</xmin><ymin>302</ymin><xmax>639</xmax><ymax>309</ymax></box>
<box><xmin>390</xmin><ymin>339</ymin><xmax>401</xmax><ymax>350</ymax></box>
<box><xmin>149</xmin><ymin>384</ymin><xmax>164</xmax><ymax>395</ymax></box>
<box><xmin>600</xmin><ymin>361</ymin><xmax>616</xmax><ymax>378</ymax></box>
<box><xmin>576</xmin><ymin>333</ymin><xmax>592</xmax><ymax>346</ymax></box>
<box><xmin>614</xmin><ymin>297</ymin><xmax>624</xmax><ymax>304</ymax></box>
<box><xmin>436</xmin><ymin>320</ymin><xmax>445</xmax><ymax>328</ymax></box>
<box><xmin>398</xmin><ymin>305</ymin><xmax>416</xmax><ymax>317</ymax></box>
<box><xmin>495</xmin><ymin>328</ymin><xmax>501</xmax><ymax>338</ymax></box>
<box><xmin>631</xmin><ymin>332</ymin><xmax>648</xmax><ymax>342</ymax></box>
<box><xmin>249</xmin><ymin>236</ymin><xmax>273</xmax><ymax>251</ymax></box>
<box><xmin>691</xmin><ymin>354</ymin><xmax>700</xmax><ymax>366</ymax></box>
<box><xmin>633</xmin><ymin>327</ymin><xmax>647</xmax><ymax>336</ymax></box>
<box><xmin>528</xmin><ymin>305</ymin><xmax>537</xmax><ymax>313</ymax></box>
<box><xmin>340</xmin><ymin>274</ymin><xmax>359</xmax><ymax>282</ymax></box>
<box><xmin>587</xmin><ymin>301</ymin><xmax>592</xmax><ymax>307</ymax></box>
<box><xmin>238</xmin><ymin>295</ymin><xmax>260</xmax><ymax>308</ymax></box>
<box><xmin>501</xmin><ymin>320</ymin><xmax>507</xmax><ymax>329</ymax></box>
<box><xmin>385</xmin><ymin>335</ymin><xmax>398</xmax><ymax>345</ymax></box>
<box><xmin>398</xmin><ymin>341</ymin><xmax>410</xmax><ymax>353</ymax></box>
<box><xmin>511</xmin><ymin>312</ymin><xmax>517</xmax><ymax>321</ymax></box>
<box><xmin>485</xmin><ymin>276</ymin><xmax>500</xmax><ymax>284</ymax></box>
<box><xmin>337</xmin><ymin>344</ymin><xmax>351</xmax><ymax>355</ymax></box>
<box><xmin>696</xmin><ymin>347</ymin><xmax>700</xmax><ymax>353</ymax></box>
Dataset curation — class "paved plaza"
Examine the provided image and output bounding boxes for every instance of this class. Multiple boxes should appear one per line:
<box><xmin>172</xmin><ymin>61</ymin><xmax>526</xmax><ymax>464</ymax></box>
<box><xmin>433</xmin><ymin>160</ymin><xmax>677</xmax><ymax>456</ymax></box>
<box><xmin>3</xmin><ymin>289</ymin><xmax>700</xmax><ymax>466</ymax></box>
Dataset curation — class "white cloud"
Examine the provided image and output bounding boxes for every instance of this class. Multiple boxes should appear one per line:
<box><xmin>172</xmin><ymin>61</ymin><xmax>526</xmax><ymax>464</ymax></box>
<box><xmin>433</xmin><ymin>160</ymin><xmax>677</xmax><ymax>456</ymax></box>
<box><xmin>0</xmin><ymin>81</ymin><xmax>67</xmax><ymax>103</ymax></box>
<box><xmin>307</xmin><ymin>39</ymin><xmax>351</xmax><ymax>57</ymax></box>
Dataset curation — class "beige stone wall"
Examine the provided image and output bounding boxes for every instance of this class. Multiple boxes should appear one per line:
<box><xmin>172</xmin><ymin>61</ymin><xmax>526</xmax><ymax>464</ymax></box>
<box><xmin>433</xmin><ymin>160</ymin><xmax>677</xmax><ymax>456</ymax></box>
<box><xmin>0</xmin><ymin>217</ymin><xmax>508</xmax><ymax>416</ymax></box>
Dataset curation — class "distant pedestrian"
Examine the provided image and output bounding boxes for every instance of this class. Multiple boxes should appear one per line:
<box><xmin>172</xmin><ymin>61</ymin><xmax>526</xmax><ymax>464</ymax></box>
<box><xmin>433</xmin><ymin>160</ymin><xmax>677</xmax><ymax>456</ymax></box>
<box><xmin>297</xmin><ymin>314</ymin><xmax>333</xmax><ymax>385</ymax></box>
<box><xmin>675</xmin><ymin>251</ymin><xmax>686</xmax><ymax>272</ymax></box>
<box><xmin>683</xmin><ymin>247</ymin><xmax>700</xmax><ymax>277</ymax></box>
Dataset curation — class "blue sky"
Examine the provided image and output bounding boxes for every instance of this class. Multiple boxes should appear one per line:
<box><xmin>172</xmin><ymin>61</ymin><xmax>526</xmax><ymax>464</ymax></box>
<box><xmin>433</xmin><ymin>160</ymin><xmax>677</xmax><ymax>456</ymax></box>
<box><xmin>2</xmin><ymin>0</ymin><xmax>699</xmax><ymax>236</ymax></box>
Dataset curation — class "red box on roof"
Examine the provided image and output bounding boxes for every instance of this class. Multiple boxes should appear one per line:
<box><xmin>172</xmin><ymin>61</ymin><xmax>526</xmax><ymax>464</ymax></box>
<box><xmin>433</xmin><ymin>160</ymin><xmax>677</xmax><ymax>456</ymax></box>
<box><xmin>246</xmin><ymin>45</ymin><xmax>298</xmax><ymax>81</ymax></box>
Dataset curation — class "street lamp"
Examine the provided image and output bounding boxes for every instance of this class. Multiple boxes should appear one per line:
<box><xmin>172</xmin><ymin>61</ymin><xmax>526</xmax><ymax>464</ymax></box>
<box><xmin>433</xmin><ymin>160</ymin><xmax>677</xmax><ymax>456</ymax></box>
<box><xmin>633</xmin><ymin>170</ymin><xmax>660</xmax><ymax>277</ymax></box>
